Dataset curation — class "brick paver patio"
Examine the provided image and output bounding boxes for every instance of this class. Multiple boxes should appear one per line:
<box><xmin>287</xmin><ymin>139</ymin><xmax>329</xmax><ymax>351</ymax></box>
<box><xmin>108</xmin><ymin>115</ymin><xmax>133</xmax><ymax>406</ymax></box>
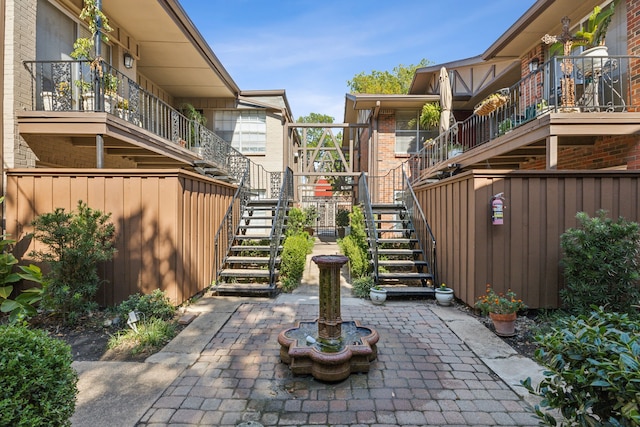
<box><xmin>138</xmin><ymin>302</ymin><xmax>538</xmax><ymax>426</ymax></box>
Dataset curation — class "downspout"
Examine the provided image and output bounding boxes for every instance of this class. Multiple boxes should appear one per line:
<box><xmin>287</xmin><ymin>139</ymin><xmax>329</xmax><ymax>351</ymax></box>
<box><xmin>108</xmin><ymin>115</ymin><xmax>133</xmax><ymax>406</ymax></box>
<box><xmin>95</xmin><ymin>0</ymin><xmax>104</xmax><ymax>168</ymax></box>
<box><xmin>0</xmin><ymin>0</ymin><xmax>5</xmax><ymax>231</ymax></box>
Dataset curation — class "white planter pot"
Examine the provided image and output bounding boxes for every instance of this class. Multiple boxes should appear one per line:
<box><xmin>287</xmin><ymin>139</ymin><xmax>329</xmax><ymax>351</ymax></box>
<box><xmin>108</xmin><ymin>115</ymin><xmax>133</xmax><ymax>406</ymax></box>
<box><xmin>370</xmin><ymin>288</ymin><xmax>387</xmax><ymax>305</ymax></box>
<box><xmin>576</xmin><ymin>45</ymin><xmax>609</xmax><ymax>76</ymax></box>
<box><xmin>41</xmin><ymin>91</ymin><xmax>53</xmax><ymax>111</ymax></box>
<box><xmin>448</xmin><ymin>148</ymin><xmax>463</xmax><ymax>159</ymax></box>
<box><xmin>82</xmin><ymin>93</ymin><xmax>95</xmax><ymax>111</ymax></box>
<box><xmin>435</xmin><ymin>288</ymin><xmax>454</xmax><ymax>306</ymax></box>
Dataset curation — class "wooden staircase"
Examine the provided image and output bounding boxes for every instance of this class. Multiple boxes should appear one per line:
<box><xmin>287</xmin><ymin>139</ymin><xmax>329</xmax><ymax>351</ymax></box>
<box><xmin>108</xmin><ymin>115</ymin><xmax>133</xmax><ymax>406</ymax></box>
<box><xmin>214</xmin><ymin>198</ymin><xmax>286</xmax><ymax>296</ymax></box>
<box><xmin>370</xmin><ymin>203</ymin><xmax>435</xmax><ymax>297</ymax></box>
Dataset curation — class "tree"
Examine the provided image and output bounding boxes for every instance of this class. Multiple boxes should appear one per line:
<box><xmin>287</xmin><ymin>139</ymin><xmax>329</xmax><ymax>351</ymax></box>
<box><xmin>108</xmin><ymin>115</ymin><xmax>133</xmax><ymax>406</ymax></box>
<box><xmin>347</xmin><ymin>58</ymin><xmax>432</xmax><ymax>94</ymax></box>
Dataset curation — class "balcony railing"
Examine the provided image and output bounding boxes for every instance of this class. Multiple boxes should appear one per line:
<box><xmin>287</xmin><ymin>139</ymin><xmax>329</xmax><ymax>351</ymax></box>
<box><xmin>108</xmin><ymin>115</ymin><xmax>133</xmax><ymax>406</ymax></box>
<box><xmin>23</xmin><ymin>60</ymin><xmax>245</xmax><ymax>181</ymax></box>
<box><xmin>408</xmin><ymin>54</ymin><xmax>639</xmax><ymax>182</ymax></box>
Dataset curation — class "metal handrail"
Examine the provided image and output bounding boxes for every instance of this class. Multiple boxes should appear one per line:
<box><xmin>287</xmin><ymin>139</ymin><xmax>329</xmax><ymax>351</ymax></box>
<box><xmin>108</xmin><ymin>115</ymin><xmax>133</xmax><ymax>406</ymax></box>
<box><xmin>268</xmin><ymin>167</ymin><xmax>293</xmax><ymax>286</ymax></box>
<box><xmin>358</xmin><ymin>172</ymin><xmax>378</xmax><ymax>282</ymax></box>
<box><xmin>408</xmin><ymin>54</ymin><xmax>638</xmax><ymax>182</ymax></box>
<box><xmin>23</xmin><ymin>59</ymin><xmax>243</xmax><ymax>179</ymax></box>
<box><xmin>401</xmin><ymin>168</ymin><xmax>437</xmax><ymax>287</ymax></box>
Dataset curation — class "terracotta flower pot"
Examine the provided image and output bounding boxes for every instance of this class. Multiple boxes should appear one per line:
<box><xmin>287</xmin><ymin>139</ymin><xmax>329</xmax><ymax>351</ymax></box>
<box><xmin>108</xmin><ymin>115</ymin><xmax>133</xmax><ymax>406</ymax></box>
<box><xmin>489</xmin><ymin>312</ymin><xmax>517</xmax><ymax>337</ymax></box>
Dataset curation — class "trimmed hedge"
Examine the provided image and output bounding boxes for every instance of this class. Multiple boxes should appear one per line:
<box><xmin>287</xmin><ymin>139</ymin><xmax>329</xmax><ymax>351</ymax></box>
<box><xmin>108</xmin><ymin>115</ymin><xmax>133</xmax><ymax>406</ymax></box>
<box><xmin>0</xmin><ymin>325</ymin><xmax>78</xmax><ymax>426</ymax></box>
<box><xmin>280</xmin><ymin>233</ymin><xmax>313</xmax><ymax>291</ymax></box>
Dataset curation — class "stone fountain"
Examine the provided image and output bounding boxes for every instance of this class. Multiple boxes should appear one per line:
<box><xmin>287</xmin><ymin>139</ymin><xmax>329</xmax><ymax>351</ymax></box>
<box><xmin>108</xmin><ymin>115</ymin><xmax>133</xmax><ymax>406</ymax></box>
<box><xmin>278</xmin><ymin>255</ymin><xmax>379</xmax><ymax>382</ymax></box>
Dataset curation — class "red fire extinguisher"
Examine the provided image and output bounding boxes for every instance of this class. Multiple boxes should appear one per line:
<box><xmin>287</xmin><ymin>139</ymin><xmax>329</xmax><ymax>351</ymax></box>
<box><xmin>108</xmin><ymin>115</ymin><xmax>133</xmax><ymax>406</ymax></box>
<box><xmin>491</xmin><ymin>193</ymin><xmax>505</xmax><ymax>225</ymax></box>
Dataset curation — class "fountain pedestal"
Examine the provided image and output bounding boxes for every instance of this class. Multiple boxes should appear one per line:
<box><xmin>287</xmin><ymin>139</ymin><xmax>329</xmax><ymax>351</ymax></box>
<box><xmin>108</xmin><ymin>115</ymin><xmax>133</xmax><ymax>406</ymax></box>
<box><xmin>278</xmin><ymin>255</ymin><xmax>379</xmax><ymax>382</ymax></box>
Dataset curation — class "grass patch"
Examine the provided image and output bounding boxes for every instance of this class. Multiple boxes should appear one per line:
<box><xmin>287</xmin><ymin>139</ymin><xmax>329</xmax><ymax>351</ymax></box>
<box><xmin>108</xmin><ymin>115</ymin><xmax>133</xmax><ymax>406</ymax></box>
<box><xmin>108</xmin><ymin>318</ymin><xmax>178</xmax><ymax>356</ymax></box>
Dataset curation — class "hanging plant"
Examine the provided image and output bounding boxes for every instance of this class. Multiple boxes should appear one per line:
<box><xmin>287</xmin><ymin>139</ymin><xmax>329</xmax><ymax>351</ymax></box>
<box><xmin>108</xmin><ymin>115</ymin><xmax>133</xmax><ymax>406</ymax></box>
<box><xmin>70</xmin><ymin>0</ymin><xmax>113</xmax><ymax>69</ymax></box>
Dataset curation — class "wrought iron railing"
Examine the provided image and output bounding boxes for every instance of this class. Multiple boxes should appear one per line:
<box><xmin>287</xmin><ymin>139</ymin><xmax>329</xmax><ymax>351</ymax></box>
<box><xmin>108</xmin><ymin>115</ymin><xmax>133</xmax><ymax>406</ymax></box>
<box><xmin>408</xmin><ymin>54</ymin><xmax>639</xmax><ymax>182</ymax></box>
<box><xmin>367</xmin><ymin>167</ymin><xmax>404</xmax><ymax>205</ymax></box>
<box><xmin>268</xmin><ymin>167</ymin><xmax>293</xmax><ymax>286</ymax></box>
<box><xmin>23</xmin><ymin>59</ymin><xmax>243</xmax><ymax>179</ymax></box>
<box><xmin>400</xmin><ymin>168</ymin><xmax>437</xmax><ymax>287</ymax></box>
<box><xmin>358</xmin><ymin>172</ymin><xmax>378</xmax><ymax>282</ymax></box>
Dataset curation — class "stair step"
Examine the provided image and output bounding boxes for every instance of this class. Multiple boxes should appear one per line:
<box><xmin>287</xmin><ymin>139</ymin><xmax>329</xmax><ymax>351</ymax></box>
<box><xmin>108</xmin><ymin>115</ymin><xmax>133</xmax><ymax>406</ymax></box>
<box><xmin>225</xmin><ymin>256</ymin><xmax>277</xmax><ymax>264</ymax></box>
<box><xmin>234</xmin><ymin>234</ymin><xmax>276</xmax><ymax>240</ymax></box>
<box><xmin>376</xmin><ymin>248</ymin><xmax>422</xmax><ymax>256</ymax></box>
<box><xmin>247</xmin><ymin>198</ymin><xmax>279</xmax><ymax>206</ymax></box>
<box><xmin>381</xmin><ymin>287</ymin><xmax>435</xmax><ymax>297</ymax></box>
<box><xmin>238</xmin><ymin>224</ymin><xmax>273</xmax><ymax>230</ymax></box>
<box><xmin>378</xmin><ymin>260</ymin><xmax>428</xmax><ymax>267</ymax></box>
<box><xmin>230</xmin><ymin>245</ymin><xmax>280</xmax><ymax>252</ymax></box>
<box><xmin>378</xmin><ymin>272</ymin><xmax>433</xmax><ymax>280</ymax></box>
<box><xmin>219</xmin><ymin>269</ymin><xmax>272</xmax><ymax>278</ymax></box>
<box><xmin>377</xmin><ymin>238</ymin><xmax>418</xmax><ymax>244</ymax></box>
<box><xmin>214</xmin><ymin>283</ymin><xmax>277</xmax><ymax>297</ymax></box>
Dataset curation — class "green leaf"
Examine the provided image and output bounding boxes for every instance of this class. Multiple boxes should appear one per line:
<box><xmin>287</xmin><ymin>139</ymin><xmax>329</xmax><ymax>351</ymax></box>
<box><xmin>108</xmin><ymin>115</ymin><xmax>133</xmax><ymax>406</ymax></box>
<box><xmin>0</xmin><ymin>285</ymin><xmax>13</xmax><ymax>299</ymax></box>
<box><xmin>619</xmin><ymin>353</ymin><xmax>639</xmax><ymax>370</ymax></box>
<box><xmin>1</xmin><ymin>299</ymin><xmax>20</xmax><ymax>313</ymax></box>
<box><xmin>589</xmin><ymin>380</ymin><xmax>611</xmax><ymax>387</ymax></box>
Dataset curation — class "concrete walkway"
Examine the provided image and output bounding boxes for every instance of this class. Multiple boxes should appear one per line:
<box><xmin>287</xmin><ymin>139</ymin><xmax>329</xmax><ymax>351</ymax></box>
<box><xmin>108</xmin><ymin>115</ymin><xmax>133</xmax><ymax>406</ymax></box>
<box><xmin>71</xmin><ymin>238</ymin><xmax>546</xmax><ymax>426</ymax></box>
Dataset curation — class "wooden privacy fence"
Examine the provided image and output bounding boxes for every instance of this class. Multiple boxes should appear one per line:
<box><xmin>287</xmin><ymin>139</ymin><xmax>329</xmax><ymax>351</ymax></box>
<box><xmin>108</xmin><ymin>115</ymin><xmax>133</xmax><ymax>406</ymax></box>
<box><xmin>414</xmin><ymin>170</ymin><xmax>640</xmax><ymax>309</ymax></box>
<box><xmin>5</xmin><ymin>169</ymin><xmax>237</xmax><ymax>306</ymax></box>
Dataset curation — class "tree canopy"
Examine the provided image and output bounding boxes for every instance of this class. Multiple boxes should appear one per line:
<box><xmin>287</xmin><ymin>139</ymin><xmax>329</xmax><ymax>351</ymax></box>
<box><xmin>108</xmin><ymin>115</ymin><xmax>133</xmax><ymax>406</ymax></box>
<box><xmin>347</xmin><ymin>58</ymin><xmax>432</xmax><ymax>94</ymax></box>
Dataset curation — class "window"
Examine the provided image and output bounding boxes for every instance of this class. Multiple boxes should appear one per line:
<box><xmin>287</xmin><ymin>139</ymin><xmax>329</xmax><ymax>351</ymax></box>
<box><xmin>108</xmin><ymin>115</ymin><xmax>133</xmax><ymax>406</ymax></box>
<box><xmin>395</xmin><ymin>110</ymin><xmax>431</xmax><ymax>154</ymax></box>
<box><xmin>214</xmin><ymin>110</ymin><xmax>266</xmax><ymax>154</ymax></box>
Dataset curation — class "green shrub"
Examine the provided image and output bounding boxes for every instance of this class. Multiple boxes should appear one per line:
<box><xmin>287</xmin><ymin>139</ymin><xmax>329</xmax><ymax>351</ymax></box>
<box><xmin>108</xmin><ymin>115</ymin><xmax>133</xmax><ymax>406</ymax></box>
<box><xmin>560</xmin><ymin>211</ymin><xmax>640</xmax><ymax>315</ymax></box>
<box><xmin>280</xmin><ymin>233</ymin><xmax>312</xmax><ymax>290</ymax></box>
<box><xmin>338</xmin><ymin>205</ymin><xmax>370</xmax><ymax>279</ymax></box>
<box><xmin>339</xmin><ymin>235</ymin><xmax>368</xmax><ymax>278</ymax></box>
<box><xmin>0</xmin><ymin>325</ymin><xmax>78</xmax><ymax>426</ymax></box>
<box><xmin>336</xmin><ymin>208</ymin><xmax>350</xmax><ymax>227</ymax></box>
<box><xmin>351</xmin><ymin>275</ymin><xmax>374</xmax><ymax>298</ymax></box>
<box><xmin>116</xmin><ymin>289</ymin><xmax>176</xmax><ymax>323</ymax></box>
<box><xmin>30</xmin><ymin>201</ymin><xmax>116</xmax><ymax>324</ymax></box>
<box><xmin>522</xmin><ymin>307</ymin><xmax>640</xmax><ymax>426</ymax></box>
<box><xmin>286</xmin><ymin>207</ymin><xmax>306</xmax><ymax>237</ymax></box>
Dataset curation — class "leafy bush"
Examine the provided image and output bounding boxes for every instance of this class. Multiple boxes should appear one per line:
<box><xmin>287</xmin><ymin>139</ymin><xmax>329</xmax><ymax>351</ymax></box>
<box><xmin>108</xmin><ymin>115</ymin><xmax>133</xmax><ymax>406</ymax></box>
<box><xmin>338</xmin><ymin>205</ymin><xmax>370</xmax><ymax>279</ymax></box>
<box><xmin>116</xmin><ymin>289</ymin><xmax>176</xmax><ymax>323</ymax></box>
<box><xmin>339</xmin><ymin>235</ymin><xmax>368</xmax><ymax>278</ymax></box>
<box><xmin>286</xmin><ymin>207</ymin><xmax>306</xmax><ymax>237</ymax></box>
<box><xmin>280</xmin><ymin>233</ymin><xmax>313</xmax><ymax>291</ymax></box>
<box><xmin>351</xmin><ymin>275</ymin><xmax>374</xmax><ymax>298</ymax></box>
<box><xmin>30</xmin><ymin>201</ymin><xmax>116</xmax><ymax>324</ymax></box>
<box><xmin>108</xmin><ymin>317</ymin><xmax>178</xmax><ymax>356</ymax></box>
<box><xmin>0</xmin><ymin>325</ymin><xmax>78</xmax><ymax>426</ymax></box>
<box><xmin>302</xmin><ymin>205</ymin><xmax>317</xmax><ymax>227</ymax></box>
<box><xmin>522</xmin><ymin>307</ymin><xmax>640</xmax><ymax>426</ymax></box>
<box><xmin>560</xmin><ymin>211</ymin><xmax>640</xmax><ymax>315</ymax></box>
<box><xmin>336</xmin><ymin>209</ymin><xmax>350</xmax><ymax>227</ymax></box>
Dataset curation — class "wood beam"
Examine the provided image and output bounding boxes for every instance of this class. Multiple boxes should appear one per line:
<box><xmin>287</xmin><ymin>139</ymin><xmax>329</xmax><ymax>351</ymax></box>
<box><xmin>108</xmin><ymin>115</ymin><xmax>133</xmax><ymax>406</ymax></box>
<box><xmin>546</xmin><ymin>135</ymin><xmax>558</xmax><ymax>170</ymax></box>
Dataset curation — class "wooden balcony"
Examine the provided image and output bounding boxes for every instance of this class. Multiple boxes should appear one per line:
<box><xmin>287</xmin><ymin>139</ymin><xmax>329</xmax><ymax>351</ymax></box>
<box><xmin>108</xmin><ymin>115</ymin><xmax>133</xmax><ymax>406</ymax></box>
<box><xmin>409</xmin><ymin>55</ymin><xmax>640</xmax><ymax>182</ymax></box>
<box><xmin>19</xmin><ymin>60</ymin><xmax>244</xmax><ymax>179</ymax></box>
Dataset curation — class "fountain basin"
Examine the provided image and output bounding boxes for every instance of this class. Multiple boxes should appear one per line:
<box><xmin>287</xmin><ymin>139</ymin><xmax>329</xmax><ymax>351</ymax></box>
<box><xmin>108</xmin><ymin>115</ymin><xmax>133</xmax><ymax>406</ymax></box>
<box><xmin>278</xmin><ymin>320</ymin><xmax>379</xmax><ymax>382</ymax></box>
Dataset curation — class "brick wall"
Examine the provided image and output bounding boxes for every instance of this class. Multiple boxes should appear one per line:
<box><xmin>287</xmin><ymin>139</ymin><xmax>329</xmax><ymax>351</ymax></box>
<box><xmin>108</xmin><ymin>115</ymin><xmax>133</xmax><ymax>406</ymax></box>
<box><xmin>520</xmin><ymin>134</ymin><xmax>640</xmax><ymax>170</ymax></box>
<box><xmin>627</xmin><ymin>0</ymin><xmax>640</xmax><ymax>109</ymax></box>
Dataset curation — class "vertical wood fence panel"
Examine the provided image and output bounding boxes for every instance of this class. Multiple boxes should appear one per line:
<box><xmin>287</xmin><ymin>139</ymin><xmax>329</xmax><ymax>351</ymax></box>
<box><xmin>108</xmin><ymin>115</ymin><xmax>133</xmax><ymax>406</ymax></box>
<box><xmin>414</xmin><ymin>170</ymin><xmax>640</xmax><ymax>309</ymax></box>
<box><xmin>5</xmin><ymin>169</ymin><xmax>236</xmax><ymax>306</ymax></box>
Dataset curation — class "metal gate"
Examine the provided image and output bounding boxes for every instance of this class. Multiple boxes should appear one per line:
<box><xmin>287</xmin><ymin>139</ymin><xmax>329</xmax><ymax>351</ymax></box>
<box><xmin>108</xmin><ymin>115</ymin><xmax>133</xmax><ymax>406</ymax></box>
<box><xmin>300</xmin><ymin>196</ymin><xmax>352</xmax><ymax>237</ymax></box>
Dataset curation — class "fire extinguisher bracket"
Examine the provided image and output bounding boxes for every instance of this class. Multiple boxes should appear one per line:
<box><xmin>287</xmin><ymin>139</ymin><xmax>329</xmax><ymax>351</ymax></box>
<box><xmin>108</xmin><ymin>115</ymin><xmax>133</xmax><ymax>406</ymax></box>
<box><xmin>491</xmin><ymin>192</ymin><xmax>505</xmax><ymax>226</ymax></box>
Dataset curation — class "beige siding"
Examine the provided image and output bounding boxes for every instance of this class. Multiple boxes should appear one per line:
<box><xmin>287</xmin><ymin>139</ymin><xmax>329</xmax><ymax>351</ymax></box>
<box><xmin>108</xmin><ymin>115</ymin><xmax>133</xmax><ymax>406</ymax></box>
<box><xmin>5</xmin><ymin>168</ymin><xmax>236</xmax><ymax>306</ymax></box>
<box><xmin>415</xmin><ymin>170</ymin><xmax>640</xmax><ymax>309</ymax></box>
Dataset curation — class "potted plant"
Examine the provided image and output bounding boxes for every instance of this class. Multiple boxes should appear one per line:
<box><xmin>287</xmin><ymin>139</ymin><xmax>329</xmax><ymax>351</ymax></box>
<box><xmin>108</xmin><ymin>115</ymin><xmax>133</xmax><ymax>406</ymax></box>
<box><xmin>180</xmin><ymin>103</ymin><xmax>207</xmax><ymax>151</ymax></box>
<box><xmin>115</xmin><ymin>99</ymin><xmax>129</xmax><ymax>120</ymax></box>
<box><xmin>369</xmin><ymin>285</ymin><xmax>387</xmax><ymax>305</ymax></box>
<box><xmin>335</xmin><ymin>208</ymin><xmax>350</xmax><ymax>238</ymax></box>
<box><xmin>302</xmin><ymin>206</ymin><xmax>317</xmax><ymax>236</ymax></box>
<box><xmin>475</xmin><ymin>284</ymin><xmax>526</xmax><ymax>337</ymax></box>
<box><xmin>419</xmin><ymin>102</ymin><xmax>441</xmax><ymax>130</ymax></box>
<box><xmin>70</xmin><ymin>0</ymin><xmax>113</xmax><ymax>111</ymax></box>
<box><xmin>546</xmin><ymin>1</ymin><xmax>617</xmax><ymax>75</ymax></box>
<box><xmin>447</xmin><ymin>143</ymin><xmax>463</xmax><ymax>158</ymax></box>
<box><xmin>434</xmin><ymin>283</ymin><xmax>454</xmax><ymax>306</ymax></box>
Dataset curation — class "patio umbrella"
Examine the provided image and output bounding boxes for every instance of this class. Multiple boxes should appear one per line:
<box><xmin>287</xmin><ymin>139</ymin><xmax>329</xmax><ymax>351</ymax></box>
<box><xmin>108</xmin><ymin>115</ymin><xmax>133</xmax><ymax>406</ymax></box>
<box><xmin>439</xmin><ymin>67</ymin><xmax>453</xmax><ymax>134</ymax></box>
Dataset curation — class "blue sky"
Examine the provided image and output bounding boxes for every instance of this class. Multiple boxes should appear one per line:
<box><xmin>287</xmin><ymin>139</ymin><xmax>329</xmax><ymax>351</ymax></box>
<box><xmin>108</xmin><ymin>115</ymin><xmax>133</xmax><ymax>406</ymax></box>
<box><xmin>179</xmin><ymin>0</ymin><xmax>537</xmax><ymax>122</ymax></box>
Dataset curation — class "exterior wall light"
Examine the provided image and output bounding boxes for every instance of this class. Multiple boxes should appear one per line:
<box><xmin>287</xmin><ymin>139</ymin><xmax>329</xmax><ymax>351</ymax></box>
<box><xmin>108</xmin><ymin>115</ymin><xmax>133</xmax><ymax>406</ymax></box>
<box><xmin>528</xmin><ymin>57</ymin><xmax>540</xmax><ymax>73</ymax></box>
<box><xmin>123</xmin><ymin>52</ymin><xmax>134</xmax><ymax>69</ymax></box>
